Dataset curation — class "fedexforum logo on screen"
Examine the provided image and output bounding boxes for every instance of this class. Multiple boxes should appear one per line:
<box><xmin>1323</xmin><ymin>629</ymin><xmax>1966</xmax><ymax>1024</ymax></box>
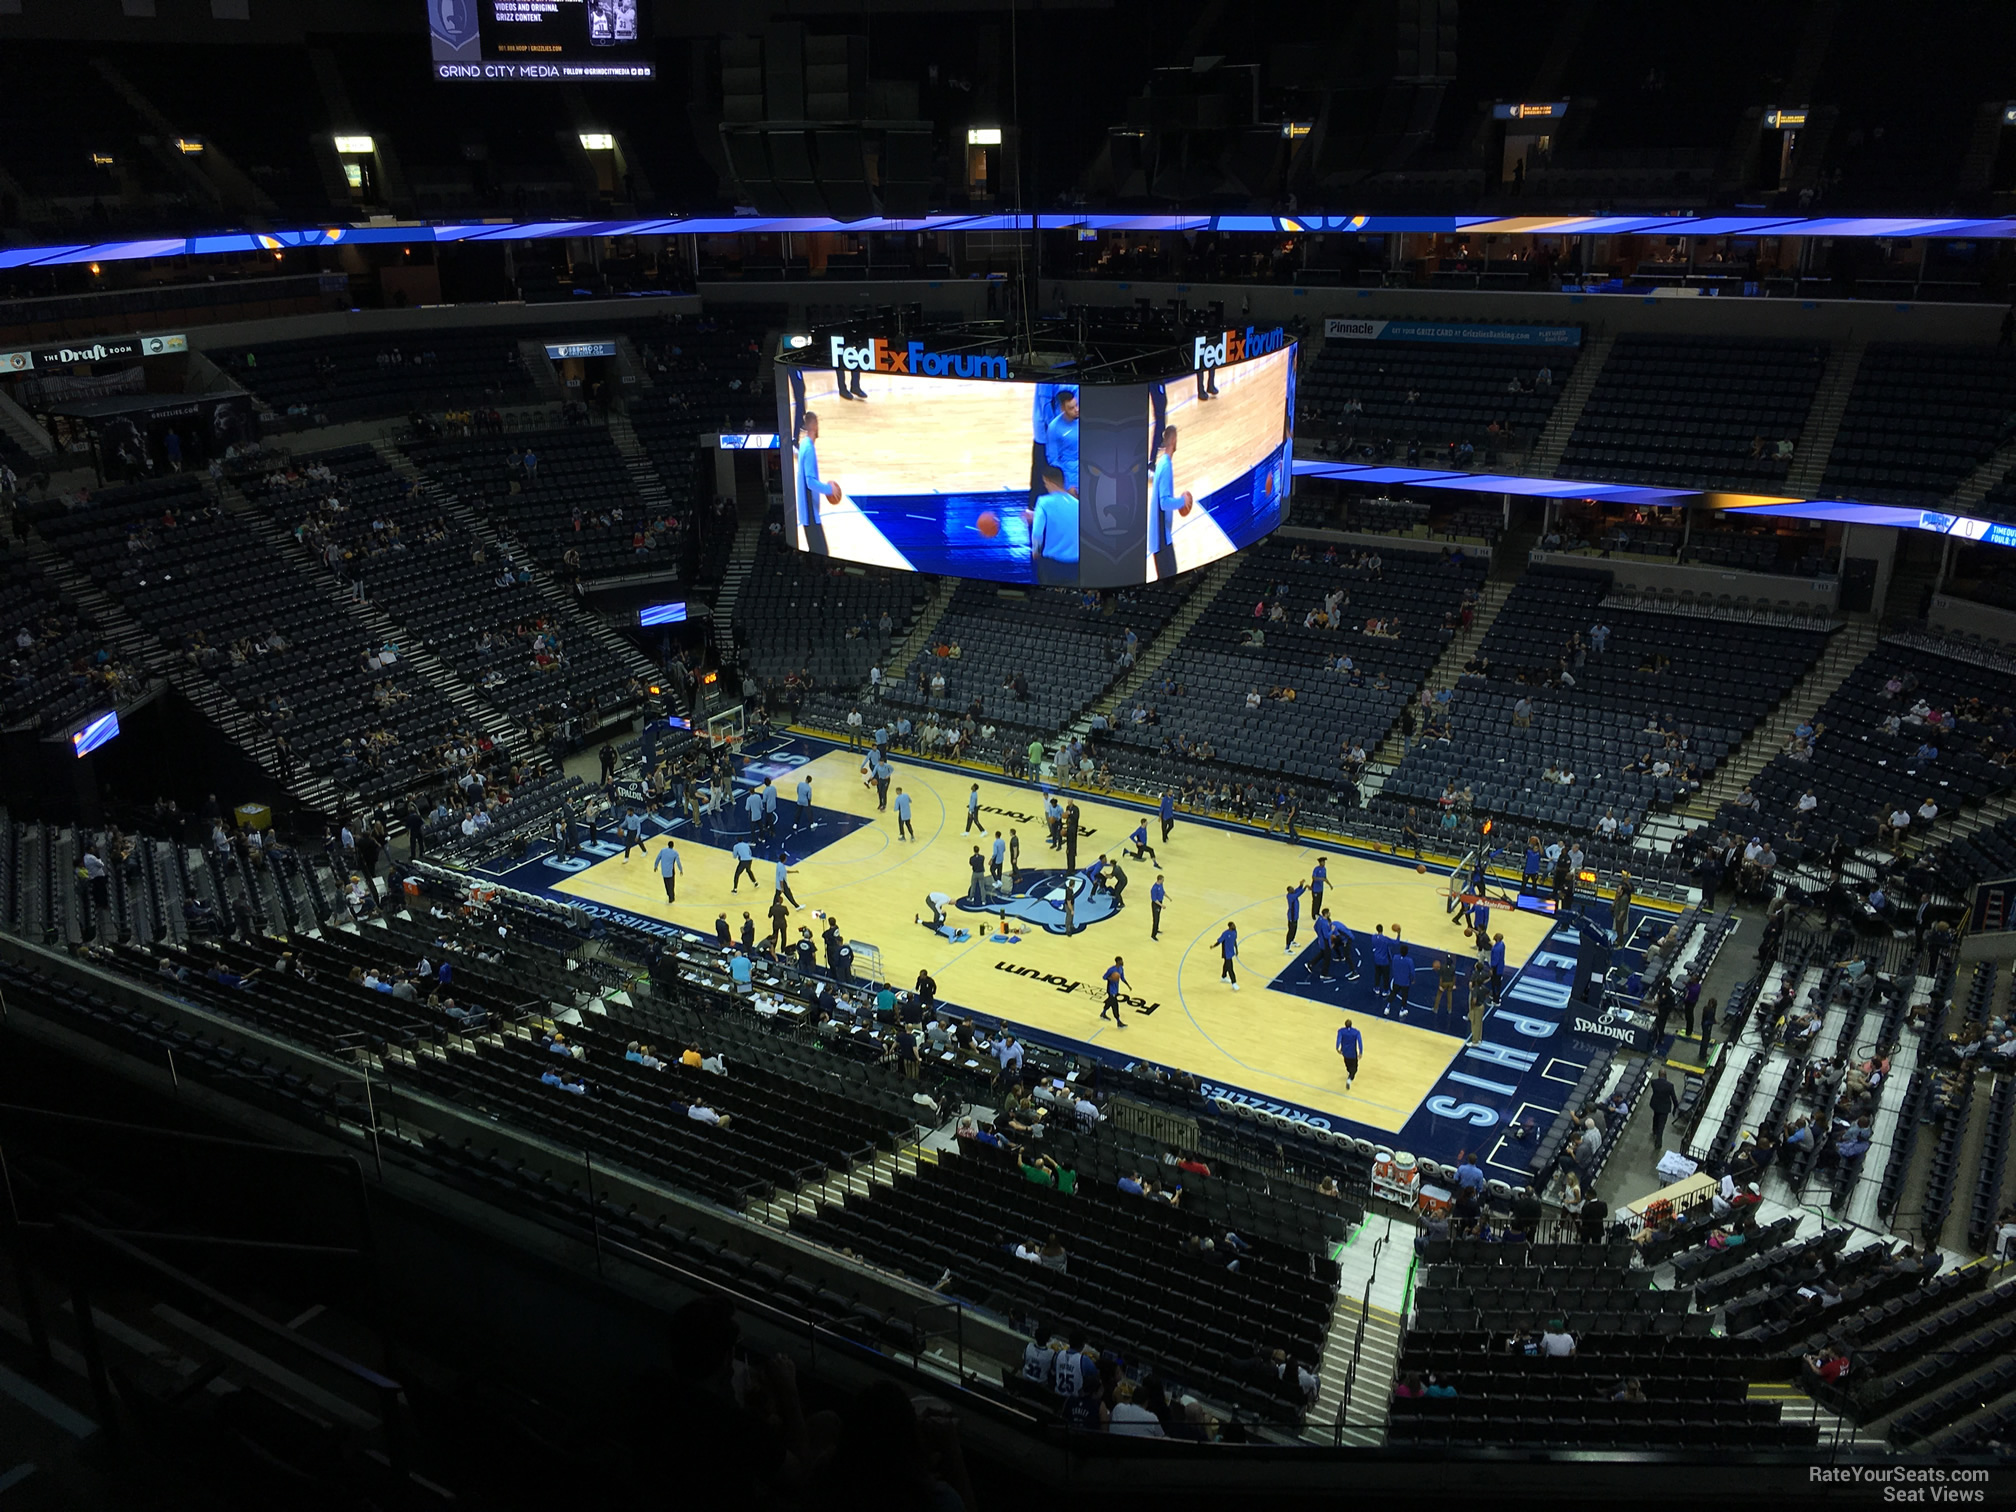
<box><xmin>1192</xmin><ymin>325</ymin><xmax>1287</xmax><ymax>369</ymax></box>
<box><xmin>828</xmin><ymin>335</ymin><xmax>1010</xmax><ymax>380</ymax></box>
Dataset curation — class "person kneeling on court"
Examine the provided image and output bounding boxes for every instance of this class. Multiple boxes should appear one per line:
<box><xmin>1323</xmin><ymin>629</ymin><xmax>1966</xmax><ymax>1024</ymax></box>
<box><xmin>920</xmin><ymin>890</ymin><xmax>968</xmax><ymax>941</ymax></box>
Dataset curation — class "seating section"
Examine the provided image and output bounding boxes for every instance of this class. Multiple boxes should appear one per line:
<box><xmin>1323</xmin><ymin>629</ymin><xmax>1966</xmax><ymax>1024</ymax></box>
<box><xmin>1560</xmin><ymin>336</ymin><xmax>1826</xmax><ymax>490</ymax></box>
<box><xmin>793</xmin><ymin>1139</ymin><xmax>1340</xmax><ymax>1424</ymax></box>
<box><xmin>1391</xmin><ymin>1328</ymin><xmax>1802</xmax><ymax>1450</ymax></box>
<box><xmin>1100</xmin><ymin>540</ymin><xmax>1484</xmax><ymax>790</ymax></box>
<box><xmin>1732</xmin><ymin>638</ymin><xmax>2016</xmax><ymax>854</ymax></box>
<box><xmin>0</xmin><ymin>539</ymin><xmax>134</xmax><ymax>734</ymax></box>
<box><xmin>237</xmin><ymin>445</ymin><xmax>644</xmax><ymax>730</ymax></box>
<box><xmin>404</xmin><ymin>427</ymin><xmax>669</xmax><ymax>580</ymax></box>
<box><xmin>29</xmin><ymin>476</ymin><xmax>483</xmax><ymax>801</ymax></box>
<box><xmin>1412</xmin><ymin>1244</ymin><xmax>1692</xmax><ymax>1337</ymax></box>
<box><xmin>869</xmin><ymin>579</ymin><xmax>1190</xmax><ymax>740</ymax></box>
<box><xmin>626</xmin><ymin>311</ymin><xmax>780</xmax><ymax>452</ymax></box>
<box><xmin>1379</xmin><ymin>565</ymin><xmax>1831</xmax><ymax>834</ymax></box>
<box><xmin>737</xmin><ymin>529</ymin><xmax>925</xmax><ymax>692</ymax></box>
<box><xmin>1821</xmin><ymin>344</ymin><xmax>2016</xmax><ymax>507</ymax></box>
<box><xmin>1298</xmin><ymin>338</ymin><xmax>1575</xmax><ymax>457</ymax></box>
<box><xmin>229</xmin><ymin>332</ymin><xmax>539</xmax><ymax>427</ymax></box>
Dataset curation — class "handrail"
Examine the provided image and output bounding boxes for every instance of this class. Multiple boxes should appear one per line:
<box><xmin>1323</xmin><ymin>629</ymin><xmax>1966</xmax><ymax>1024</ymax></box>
<box><xmin>58</xmin><ymin>1214</ymin><xmax>408</xmax><ymax>1462</ymax></box>
<box><xmin>1333</xmin><ymin>1220</ymin><xmax>1392</xmax><ymax>1446</ymax></box>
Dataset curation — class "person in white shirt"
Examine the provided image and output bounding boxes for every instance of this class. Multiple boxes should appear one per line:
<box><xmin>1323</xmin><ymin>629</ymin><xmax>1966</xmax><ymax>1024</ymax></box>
<box><xmin>1918</xmin><ymin>797</ymin><xmax>1939</xmax><ymax>824</ymax></box>
<box><xmin>1797</xmin><ymin>790</ymin><xmax>1818</xmax><ymax>813</ymax></box>
<box><xmin>1596</xmin><ymin>812</ymin><xmax>1618</xmax><ymax>838</ymax></box>
<box><xmin>686</xmin><ymin>1103</ymin><xmax>728</xmax><ymax>1126</ymax></box>
<box><xmin>1539</xmin><ymin>1321</ymin><xmax>1576</xmax><ymax>1357</ymax></box>
<box><xmin>1109</xmin><ymin>1393</ymin><xmax>1167</xmax><ymax>1437</ymax></box>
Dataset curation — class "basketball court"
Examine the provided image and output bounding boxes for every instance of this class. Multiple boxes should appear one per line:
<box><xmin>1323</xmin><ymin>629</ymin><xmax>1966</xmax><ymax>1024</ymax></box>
<box><xmin>465</xmin><ymin>734</ymin><xmax>1645</xmax><ymax>1167</ymax></box>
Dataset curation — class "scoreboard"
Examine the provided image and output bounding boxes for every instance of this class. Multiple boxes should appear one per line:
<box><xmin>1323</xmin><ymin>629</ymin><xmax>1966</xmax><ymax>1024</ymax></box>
<box><xmin>428</xmin><ymin>0</ymin><xmax>653</xmax><ymax>82</ymax></box>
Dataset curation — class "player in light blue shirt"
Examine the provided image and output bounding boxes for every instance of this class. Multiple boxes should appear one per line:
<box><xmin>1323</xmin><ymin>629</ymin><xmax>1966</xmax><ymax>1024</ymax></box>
<box><xmin>795</xmin><ymin>411</ymin><xmax>838</xmax><ymax>552</ymax></box>
<box><xmin>893</xmin><ymin>787</ymin><xmax>915</xmax><ymax>840</ymax></box>
<box><xmin>1148</xmin><ymin>425</ymin><xmax>1186</xmax><ymax>577</ymax></box>
<box><xmin>795</xmin><ymin>774</ymin><xmax>813</xmax><ymax>827</ymax></box>
<box><xmin>1044</xmin><ymin>389</ymin><xmax>1080</xmax><ymax>494</ymax></box>
<box><xmin>1029</xmin><ymin>464</ymin><xmax>1079</xmax><ymax>586</ymax></box>
<box><xmin>774</xmin><ymin>851</ymin><xmax>799</xmax><ymax>907</ymax></box>
<box><xmin>654</xmin><ymin>839</ymin><xmax>682</xmax><ymax>902</ymax></box>
<box><xmin>730</xmin><ymin>839</ymin><xmax>757</xmax><ymax>891</ymax></box>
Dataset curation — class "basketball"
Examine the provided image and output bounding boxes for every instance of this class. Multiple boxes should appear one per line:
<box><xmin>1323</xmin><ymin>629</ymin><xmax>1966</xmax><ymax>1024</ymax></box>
<box><xmin>976</xmin><ymin>511</ymin><xmax>1001</xmax><ymax>538</ymax></box>
<box><xmin>1416</xmin><ymin>863</ymin><xmax>1427</xmax><ymax>874</ymax></box>
<box><xmin>1179</xmin><ymin>491</ymin><xmax>1194</xmax><ymax>517</ymax></box>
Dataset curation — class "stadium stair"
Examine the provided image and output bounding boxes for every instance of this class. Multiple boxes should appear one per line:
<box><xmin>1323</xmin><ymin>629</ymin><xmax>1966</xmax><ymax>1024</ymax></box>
<box><xmin>1784</xmin><ymin>339</ymin><xmax>1866</xmax><ymax>496</ymax></box>
<box><xmin>1747</xmin><ymin>1379</ymin><xmax>1886</xmax><ymax>1452</ymax></box>
<box><xmin>749</xmin><ymin>1143</ymin><xmax>932</xmax><ymax>1231</ymax></box>
<box><xmin>1680</xmin><ymin>619</ymin><xmax>1878</xmax><ymax>823</ymax></box>
<box><xmin>20</xmin><ymin>524</ymin><xmax>339</xmax><ymax>811</ymax></box>
<box><xmin>374</xmin><ymin>436</ymin><xmax>671</xmax><ymax>700</ymax></box>
<box><xmin>713</xmin><ymin>512</ymin><xmax>766</xmax><ymax>649</ymax></box>
<box><xmin>1087</xmin><ymin>555</ymin><xmax>1243</xmax><ymax>725</ymax></box>
<box><xmin>1367</xmin><ymin>579</ymin><xmax>1512</xmax><ymax>771</ymax></box>
<box><xmin>231</xmin><ymin>490</ymin><xmax>529</xmax><ymax>761</ymax></box>
<box><xmin>0</xmin><ymin>388</ymin><xmax>56</xmax><ymax>459</ymax></box>
<box><xmin>1944</xmin><ymin>436</ymin><xmax>2016</xmax><ymax>516</ymax></box>
<box><xmin>515</xmin><ymin>339</ymin><xmax>567</xmax><ymax>401</ymax></box>
<box><xmin>1306</xmin><ymin>1218</ymin><xmax>1415</xmax><ymax>1447</ymax></box>
<box><xmin>1526</xmin><ymin>333</ymin><xmax>1615</xmax><ymax>478</ymax></box>
<box><xmin>883</xmin><ymin>575</ymin><xmax>959</xmax><ymax>682</ymax></box>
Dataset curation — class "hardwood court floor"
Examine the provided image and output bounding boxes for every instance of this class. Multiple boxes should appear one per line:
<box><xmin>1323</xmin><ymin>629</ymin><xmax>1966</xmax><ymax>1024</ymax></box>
<box><xmin>1157</xmin><ymin>351</ymin><xmax>1289</xmax><ymax>575</ymax></box>
<box><xmin>551</xmin><ymin>747</ymin><xmax>1553</xmax><ymax>1133</ymax></box>
<box><xmin>798</xmin><ymin>369</ymin><xmax>1034</xmax><ymax>495</ymax></box>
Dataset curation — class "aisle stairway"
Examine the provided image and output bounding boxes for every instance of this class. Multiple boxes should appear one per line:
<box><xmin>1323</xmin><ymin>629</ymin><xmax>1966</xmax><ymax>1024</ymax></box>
<box><xmin>20</xmin><ymin>529</ymin><xmax>341</xmax><ymax>812</ymax></box>
<box><xmin>1367</xmin><ymin>580</ymin><xmax>1513</xmax><ymax>770</ymax></box>
<box><xmin>1087</xmin><ymin>556</ymin><xmax>1242</xmax><ymax>723</ymax></box>
<box><xmin>605</xmin><ymin>409</ymin><xmax>675</xmax><ymax>526</ymax></box>
<box><xmin>1783</xmin><ymin>339</ymin><xmax>1865</xmax><ymax>497</ymax></box>
<box><xmin>885</xmin><ymin>576</ymin><xmax>959</xmax><ymax>681</ymax></box>
<box><xmin>1304</xmin><ymin>1216</ymin><xmax>1414</xmax><ymax>1448</ymax></box>
<box><xmin>231</xmin><ymin>486</ymin><xmax>527</xmax><ymax>760</ymax></box>
<box><xmin>1527</xmin><ymin>334</ymin><xmax>1615</xmax><ymax>478</ymax></box>
<box><xmin>1681</xmin><ymin>619</ymin><xmax>1880</xmax><ymax>823</ymax></box>
<box><xmin>372</xmin><ymin>437</ymin><xmax>669</xmax><ymax>699</ymax></box>
<box><xmin>712</xmin><ymin>512</ymin><xmax>766</xmax><ymax>650</ymax></box>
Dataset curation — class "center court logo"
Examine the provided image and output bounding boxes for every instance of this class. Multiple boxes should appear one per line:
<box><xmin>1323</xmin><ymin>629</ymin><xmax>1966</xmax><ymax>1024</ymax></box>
<box><xmin>963</xmin><ymin>870</ymin><xmax>1119</xmax><ymax>936</ymax></box>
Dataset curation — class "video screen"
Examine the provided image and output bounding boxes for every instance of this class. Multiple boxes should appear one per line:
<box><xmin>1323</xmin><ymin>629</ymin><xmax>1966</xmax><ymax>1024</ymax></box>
<box><xmin>428</xmin><ymin>0</ymin><xmax>654</xmax><ymax>81</ymax></box>
<box><xmin>1144</xmin><ymin>346</ymin><xmax>1295</xmax><ymax>581</ymax></box>
<box><xmin>778</xmin><ymin>364</ymin><xmax>1079</xmax><ymax>584</ymax></box>
<box><xmin>71</xmin><ymin>710</ymin><xmax>119</xmax><ymax>757</ymax></box>
<box><xmin>777</xmin><ymin>340</ymin><xmax>1293</xmax><ymax>588</ymax></box>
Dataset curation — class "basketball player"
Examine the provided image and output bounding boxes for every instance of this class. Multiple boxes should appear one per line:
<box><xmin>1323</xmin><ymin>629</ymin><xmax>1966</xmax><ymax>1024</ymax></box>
<box><xmin>1030</xmin><ymin>382</ymin><xmax>1061</xmax><ymax>501</ymax></box>
<box><xmin>1217</xmin><ymin>920</ymin><xmax>1240</xmax><ymax>991</ymax></box>
<box><xmin>1101</xmin><ymin>956</ymin><xmax>1130</xmax><ymax>1026</ymax></box>
<box><xmin>1148</xmin><ymin>425</ymin><xmax>1191</xmax><ymax>581</ymax></box>
<box><xmin>1029</xmin><ymin>464</ymin><xmax>1079</xmax><ymax>587</ymax></box>
<box><xmin>795</xmin><ymin>411</ymin><xmax>841</xmax><ymax>555</ymax></box>
<box><xmin>1335</xmin><ymin>1019</ymin><xmax>1363</xmax><ymax>1089</ymax></box>
<box><xmin>1045</xmin><ymin>388</ymin><xmax>1080</xmax><ymax>495</ymax></box>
